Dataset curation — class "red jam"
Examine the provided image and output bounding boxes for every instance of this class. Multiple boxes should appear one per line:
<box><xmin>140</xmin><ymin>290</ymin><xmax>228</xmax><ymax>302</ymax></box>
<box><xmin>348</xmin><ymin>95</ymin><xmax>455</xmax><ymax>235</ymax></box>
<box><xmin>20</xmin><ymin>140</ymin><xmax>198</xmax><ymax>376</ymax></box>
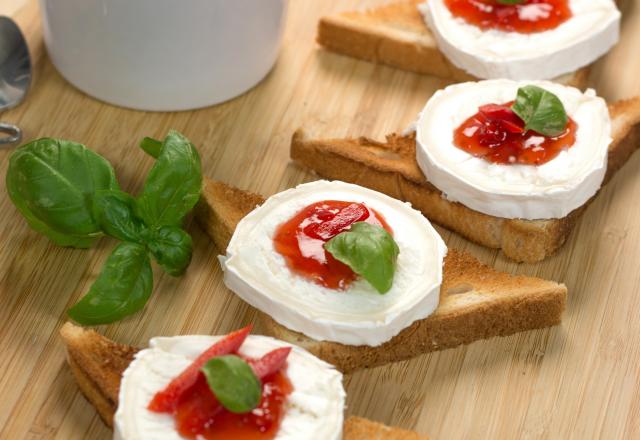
<box><xmin>444</xmin><ymin>0</ymin><xmax>572</xmax><ymax>34</ymax></box>
<box><xmin>148</xmin><ymin>328</ymin><xmax>293</xmax><ymax>440</ymax></box>
<box><xmin>273</xmin><ymin>201</ymin><xmax>392</xmax><ymax>289</ymax></box>
<box><xmin>453</xmin><ymin>102</ymin><xmax>577</xmax><ymax>165</ymax></box>
<box><xmin>175</xmin><ymin>369</ymin><xmax>293</xmax><ymax>440</ymax></box>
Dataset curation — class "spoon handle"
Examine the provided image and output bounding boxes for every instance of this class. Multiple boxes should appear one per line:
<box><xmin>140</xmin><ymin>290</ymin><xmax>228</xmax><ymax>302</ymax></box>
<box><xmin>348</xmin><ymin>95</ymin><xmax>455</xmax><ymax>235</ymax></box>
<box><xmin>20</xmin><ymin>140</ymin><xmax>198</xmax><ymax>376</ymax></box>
<box><xmin>0</xmin><ymin>122</ymin><xmax>22</xmax><ymax>147</ymax></box>
<box><xmin>4</xmin><ymin>0</ymin><xmax>43</xmax><ymax>64</ymax></box>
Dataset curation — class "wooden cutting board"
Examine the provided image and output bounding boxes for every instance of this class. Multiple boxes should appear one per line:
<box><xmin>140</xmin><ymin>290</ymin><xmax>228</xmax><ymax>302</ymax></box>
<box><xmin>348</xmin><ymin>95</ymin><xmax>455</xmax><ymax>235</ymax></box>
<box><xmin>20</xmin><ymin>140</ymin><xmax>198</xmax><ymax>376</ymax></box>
<box><xmin>1</xmin><ymin>0</ymin><xmax>640</xmax><ymax>438</ymax></box>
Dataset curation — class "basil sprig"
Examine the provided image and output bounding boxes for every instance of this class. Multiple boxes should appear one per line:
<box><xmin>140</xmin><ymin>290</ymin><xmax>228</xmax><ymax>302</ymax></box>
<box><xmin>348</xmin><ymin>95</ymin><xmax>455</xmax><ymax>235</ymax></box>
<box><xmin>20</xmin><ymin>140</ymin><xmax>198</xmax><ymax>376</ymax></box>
<box><xmin>511</xmin><ymin>85</ymin><xmax>569</xmax><ymax>137</ymax></box>
<box><xmin>6</xmin><ymin>130</ymin><xmax>202</xmax><ymax>324</ymax></box>
<box><xmin>496</xmin><ymin>0</ymin><xmax>525</xmax><ymax>4</ymax></box>
<box><xmin>324</xmin><ymin>222</ymin><xmax>400</xmax><ymax>294</ymax></box>
<box><xmin>201</xmin><ymin>355</ymin><xmax>262</xmax><ymax>414</ymax></box>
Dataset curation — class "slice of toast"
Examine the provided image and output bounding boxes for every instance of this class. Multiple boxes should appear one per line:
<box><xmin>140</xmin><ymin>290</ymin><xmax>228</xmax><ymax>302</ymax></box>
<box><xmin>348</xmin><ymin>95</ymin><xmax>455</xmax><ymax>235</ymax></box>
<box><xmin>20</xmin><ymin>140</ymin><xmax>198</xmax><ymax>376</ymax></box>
<box><xmin>317</xmin><ymin>0</ymin><xmax>590</xmax><ymax>87</ymax></box>
<box><xmin>59</xmin><ymin>322</ymin><xmax>429</xmax><ymax>439</ymax></box>
<box><xmin>195</xmin><ymin>178</ymin><xmax>566</xmax><ymax>373</ymax></box>
<box><xmin>289</xmin><ymin>97</ymin><xmax>640</xmax><ymax>263</ymax></box>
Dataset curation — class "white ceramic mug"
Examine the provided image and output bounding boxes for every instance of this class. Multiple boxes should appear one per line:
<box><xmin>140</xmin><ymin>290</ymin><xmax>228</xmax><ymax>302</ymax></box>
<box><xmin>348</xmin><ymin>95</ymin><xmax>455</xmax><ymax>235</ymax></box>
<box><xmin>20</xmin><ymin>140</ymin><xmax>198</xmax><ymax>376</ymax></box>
<box><xmin>39</xmin><ymin>0</ymin><xmax>288</xmax><ymax>111</ymax></box>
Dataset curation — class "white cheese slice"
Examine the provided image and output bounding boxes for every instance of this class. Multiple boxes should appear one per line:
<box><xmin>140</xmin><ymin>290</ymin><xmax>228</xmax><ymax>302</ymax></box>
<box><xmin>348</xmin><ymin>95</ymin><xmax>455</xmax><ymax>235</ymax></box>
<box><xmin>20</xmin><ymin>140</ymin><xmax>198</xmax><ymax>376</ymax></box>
<box><xmin>221</xmin><ymin>180</ymin><xmax>447</xmax><ymax>347</ymax></box>
<box><xmin>415</xmin><ymin>79</ymin><xmax>611</xmax><ymax>220</ymax></box>
<box><xmin>114</xmin><ymin>335</ymin><xmax>345</xmax><ymax>440</ymax></box>
<box><xmin>419</xmin><ymin>0</ymin><xmax>620</xmax><ymax>80</ymax></box>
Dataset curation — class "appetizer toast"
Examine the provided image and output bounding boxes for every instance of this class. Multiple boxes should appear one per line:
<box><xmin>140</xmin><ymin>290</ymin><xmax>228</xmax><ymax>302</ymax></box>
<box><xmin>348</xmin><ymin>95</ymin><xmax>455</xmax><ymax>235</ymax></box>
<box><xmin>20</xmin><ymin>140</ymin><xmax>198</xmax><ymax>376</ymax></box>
<box><xmin>60</xmin><ymin>322</ymin><xmax>428</xmax><ymax>439</ymax></box>
<box><xmin>317</xmin><ymin>0</ymin><xmax>590</xmax><ymax>86</ymax></box>
<box><xmin>195</xmin><ymin>178</ymin><xmax>566</xmax><ymax>373</ymax></box>
<box><xmin>290</xmin><ymin>97</ymin><xmax>640</xmax><ymax>263</ymax></box>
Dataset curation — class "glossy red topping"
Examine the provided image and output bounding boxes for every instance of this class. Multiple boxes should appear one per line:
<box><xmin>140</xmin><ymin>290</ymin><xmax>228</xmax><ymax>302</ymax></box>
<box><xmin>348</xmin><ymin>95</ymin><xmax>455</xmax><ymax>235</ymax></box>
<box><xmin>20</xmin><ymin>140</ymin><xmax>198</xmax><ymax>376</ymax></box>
<box><xmin>444</xmin><ymin>0</ymin><xmax>572</xmax><ymax>34</ymax></box>
<box><xmin>149</xmin><ymin>329</ymin><xmax>293</xmax><ymax>439</ymax></box>
<box><xmin>453</xmin><ymin>101</ymin><xmax>577</xmax><ymax>165</ymax></box>
<box><xmin>175</xmin><ymin>365</ymin><xmax>292</xmax><ymax>440</ymax></box>
<box><xmin>273</xmin><ymin>201</ymin><xmax>392</xmax><ymax>289</ymax></box>
<box><xmin>148</xmin><ymin>325</ymin><xmax>252</xmax><ymax>413</ymax></box>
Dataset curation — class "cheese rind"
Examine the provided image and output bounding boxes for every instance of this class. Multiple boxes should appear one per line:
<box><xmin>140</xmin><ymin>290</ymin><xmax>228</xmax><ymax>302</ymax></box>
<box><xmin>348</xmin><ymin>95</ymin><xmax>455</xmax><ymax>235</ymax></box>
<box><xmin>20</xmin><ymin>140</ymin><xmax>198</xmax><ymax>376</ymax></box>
<box><xmin>114</xmin><ymin>335</ymin><xmax>345</xmax><ymax>440</ymax></box>
<box><xmin>221</xmin><ymin>180</ymin><xmax>447</xmax><ymax>347</ymax></box>
<box><xmin>415</xmin><ymin>80</ymin><xmax>611</xmax><ymax>220</ymax></box>
<box><xmin>420</xmin><ymin>0</ymin><xmax>621</xmax><ymax>80</ymax></box>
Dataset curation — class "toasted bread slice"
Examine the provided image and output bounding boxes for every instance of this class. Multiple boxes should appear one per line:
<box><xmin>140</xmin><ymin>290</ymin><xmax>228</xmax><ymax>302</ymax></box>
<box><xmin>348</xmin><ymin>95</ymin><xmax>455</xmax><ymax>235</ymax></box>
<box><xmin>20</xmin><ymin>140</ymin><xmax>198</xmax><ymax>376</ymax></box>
<box><xmin>60</xmin><ymin>322</ymin><xmax>138</xmax><ymax>427</ymax></box>
<box><xmin>59</xmin><ymin>323</ymin><xmax>429</xmax><ymax>439</ymax></box>
<box><xmin>289</xmin><ymin>97</ymin><xmax>640</xmax><ymax>263</ymax></box>
<box><xmin>317</xmin><ymin>0</ymin><xmax>590</xmax><ymax>87</ymax></box>
<box><xmin>345</xmin><ymin>416</ymin><xmax>428</xmax><ymax>439</ymax></box>
<box><xmin>195</xmin><ymin>178</ymin><xmax>566</xmax><ymax>373</ymax></box>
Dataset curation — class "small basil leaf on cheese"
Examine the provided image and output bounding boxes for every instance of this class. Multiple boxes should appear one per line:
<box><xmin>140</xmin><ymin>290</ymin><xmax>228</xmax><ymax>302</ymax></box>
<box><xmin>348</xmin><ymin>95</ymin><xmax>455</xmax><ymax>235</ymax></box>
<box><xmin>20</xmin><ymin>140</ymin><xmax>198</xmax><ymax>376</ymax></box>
<box><xmin>511</xmin><ymin>85</ymin><xmax>569</xmax><ymax>137</ymax></box>
<box><xmin>324</xmin><ymin>222</ymin><xmax>399</xmax><ymax>294</ymax></box>
<box><xmin>201</xmin><ymin>355</ymin><xmax>261</xmax><ymax>414</ymax></box>
<box><xmin>496</xmin><ymin>0</ymin><xmax>525</xmax><ymax>4</ymax></box>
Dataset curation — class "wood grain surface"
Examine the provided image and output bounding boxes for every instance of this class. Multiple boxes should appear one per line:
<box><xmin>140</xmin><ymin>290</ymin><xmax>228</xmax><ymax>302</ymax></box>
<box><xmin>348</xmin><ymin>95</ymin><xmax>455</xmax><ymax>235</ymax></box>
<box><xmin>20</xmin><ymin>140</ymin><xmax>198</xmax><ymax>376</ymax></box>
<box><xmin>1</xmin><ymin>0</ymin><xmax>640</xmax><ymax>438</ymax></box>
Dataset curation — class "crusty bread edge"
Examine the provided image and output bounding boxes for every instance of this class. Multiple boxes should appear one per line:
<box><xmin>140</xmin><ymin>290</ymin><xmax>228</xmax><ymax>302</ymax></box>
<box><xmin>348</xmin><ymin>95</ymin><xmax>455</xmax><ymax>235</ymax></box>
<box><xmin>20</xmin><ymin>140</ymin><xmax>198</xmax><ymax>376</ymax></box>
<box><xmin>67</xmin><ymin>354</ymin><xmax>117</xmax><ymax>428</ymax></box>
<box><xmin>317</xmin><ymin>3</ymin><xmax>590</xmax><ymax>88</ymax></box>
<box><xmin>196</xmin><ymin>179</ymin><xmax>567</xmax><ymax>373</ymax></box>
<box><xmin>259</xmin><ymin>251</ymin><xmax>566</xmax><ymax>373</ymax></box>
<box><xmin>60</xmin><ymin>323</ymin><xmax>429</xmax><ymax>438</ymax></box>
<box><xmin>290</xmin><ymin>96</ymin><xmax>640</xmax><ymax>262</ymax></box>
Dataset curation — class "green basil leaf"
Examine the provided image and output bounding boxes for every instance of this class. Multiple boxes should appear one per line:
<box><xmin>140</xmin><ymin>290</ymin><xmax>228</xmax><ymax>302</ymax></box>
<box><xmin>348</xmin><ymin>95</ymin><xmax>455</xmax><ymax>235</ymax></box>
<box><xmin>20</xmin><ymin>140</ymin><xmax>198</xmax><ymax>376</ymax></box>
<box><xmin>201</xmin><ymin>355</ymin><xmax>261</xmax><ymax>414</ymax></box>
<box><xmin>140</xmin><ymin>137</ymin><xmax>162</xmax><ymax>159</ymax></box>
<box><xmin>92</xmin><ymin>189</ymin><xmax>146</xmax><ymax>242</ymax></box>
<box><xmin>511</xmin><ymin>85</ymin><xmax>569</xmax><ymax>137</ymax></box>
<box><xmin>136</xmin><ymin>130</ymin><xmax>202</xmax><ymax>227</ymax></box>
<box><xmin>496</xmin><ymin>0</ymin><xmax>525</xmax><ymax>4</ymax></box>
<box><xmin>143</xmin><ymin>225</ymin><xmax>193</xmax><ymax>276</ymax></box>
<box><xmin>67</xmin><ymin>242</ymin><xmax>153</xmax><ymax>325</ymax></box>
<box><xmin>6</xmin><ymin>138</ymin><xmax>119</xmax><ymax>248</ymax></box>
<box><xmin>324</xmin><ymin>222</ymin><xmax>399</xmax><ymax>294</ymax></box>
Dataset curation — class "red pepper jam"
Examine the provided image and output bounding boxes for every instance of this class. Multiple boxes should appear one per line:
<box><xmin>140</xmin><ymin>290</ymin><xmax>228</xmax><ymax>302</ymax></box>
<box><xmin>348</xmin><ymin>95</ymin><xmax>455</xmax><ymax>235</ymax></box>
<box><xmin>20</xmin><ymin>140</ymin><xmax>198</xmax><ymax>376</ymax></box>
<box><xmin>444</xmin><ymin>0</ymin><xmax>572</xmax><ymax>34</ymax></box>
<box><xmin>273</xmin><ymin>201</ymin><xmax>392</xmax><ymax>289</ymax></box>
<box><xmin>453</xmin><ymin>102</ymin><xmax>577</xmax><ymax>165</ymax></box>
<box><xmin>175</xmin><ymin>368</ymin><xmax>293</xmax><ymax>440</ymax></box>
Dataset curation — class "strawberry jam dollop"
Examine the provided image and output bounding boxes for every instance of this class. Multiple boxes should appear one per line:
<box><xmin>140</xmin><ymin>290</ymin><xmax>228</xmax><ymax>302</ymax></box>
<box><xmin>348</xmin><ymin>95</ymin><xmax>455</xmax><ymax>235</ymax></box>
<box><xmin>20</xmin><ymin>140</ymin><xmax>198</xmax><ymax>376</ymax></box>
<box><xmin>453</xmin><ymin>102</ymin><xmax>577</xmax><ymax>165</ymax></box>
<box><xmin>273</xmin><ymin>201</ymin><xmax>392</xmax><ymax>289</ymax></box>
<box><xmin>148</xmin><ymin>328</ymin><xmax>293</xmax><ymax>440</ymax></box>
<box><xmin>444</xmin><ymin>0</ymin><xmax>572</xmax><ymax>34</ymax></box>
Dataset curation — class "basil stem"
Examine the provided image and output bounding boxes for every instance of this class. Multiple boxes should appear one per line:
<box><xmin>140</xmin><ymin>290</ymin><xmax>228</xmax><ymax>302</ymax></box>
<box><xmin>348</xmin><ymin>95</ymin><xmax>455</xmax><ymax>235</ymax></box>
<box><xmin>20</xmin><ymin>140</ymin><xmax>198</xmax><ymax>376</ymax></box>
<box><xmin>140</xmin><ymin>137</ymin><xmax>163</xmax><ymax>159</ymax></box>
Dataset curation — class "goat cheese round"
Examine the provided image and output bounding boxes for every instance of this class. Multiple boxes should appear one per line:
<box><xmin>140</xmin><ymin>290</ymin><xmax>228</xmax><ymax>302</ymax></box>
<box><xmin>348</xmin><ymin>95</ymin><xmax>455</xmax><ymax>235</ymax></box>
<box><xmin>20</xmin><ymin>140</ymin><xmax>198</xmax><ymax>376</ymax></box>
<box><xmin>415</xmin><ymin>79</ymin><xmax>611</xmax><ymax>220</ymax></box>
<box><xmin>220</xmin><ymin>180</ymin><xmax>447</xmax><ymax>347</ymax></box>
<box><xmin>419</xmin><ymin>0</ymin><xmax>620</xmax><ymax>80</ymax></box>
<box><xmin>114</xmin><ymin>335</ymin><xmax>345</xmax><ymax>440</ymax></box>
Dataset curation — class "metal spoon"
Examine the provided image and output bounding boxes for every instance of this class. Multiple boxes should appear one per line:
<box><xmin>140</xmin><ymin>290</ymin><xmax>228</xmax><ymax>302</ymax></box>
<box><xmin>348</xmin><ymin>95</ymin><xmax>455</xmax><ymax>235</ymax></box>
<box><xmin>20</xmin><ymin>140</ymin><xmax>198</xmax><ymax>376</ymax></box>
<box><xmin>0</xmin><ymin>16</ymin><xmax>31</xmax><ymax>147</ymax></box>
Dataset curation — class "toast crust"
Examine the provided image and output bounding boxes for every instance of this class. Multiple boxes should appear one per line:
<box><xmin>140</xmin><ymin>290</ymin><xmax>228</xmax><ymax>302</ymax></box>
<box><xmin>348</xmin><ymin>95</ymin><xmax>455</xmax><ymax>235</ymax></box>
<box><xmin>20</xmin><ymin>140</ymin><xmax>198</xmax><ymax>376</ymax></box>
<box><xmin>60</xmin><ymin>323</ymin><xmax>428</xmax><ymax>438</ymax></box>
<box><xmin>317</xmin><ymin>0</ymin><xmax>590</xmax><ymax>87</ymax></box>
<box><xmin>60</xmin><ymin>323</ymin><xmax>137</xmax><ymax>427</ymax></box>
<box><xmin>289</xmin><ymin>98</ymin><xmax>640</xmax><ymax>263</ymax></box>
<box><xmin>195</xmin><ymin>179</ymin><xmax>566</xmax><ymax>373</ymax></box>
